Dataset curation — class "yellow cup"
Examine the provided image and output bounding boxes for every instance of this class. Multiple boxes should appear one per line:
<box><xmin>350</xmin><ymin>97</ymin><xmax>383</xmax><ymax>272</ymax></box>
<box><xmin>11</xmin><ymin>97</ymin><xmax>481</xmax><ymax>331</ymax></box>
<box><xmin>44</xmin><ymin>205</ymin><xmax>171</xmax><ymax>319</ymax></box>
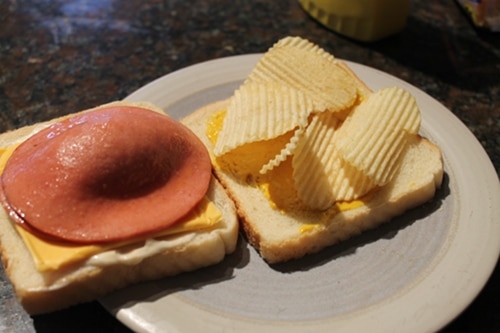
<box><xmin>299</xmin><ymin>0</ymin><xmax>411</xmax><ymax>42</ymax></box>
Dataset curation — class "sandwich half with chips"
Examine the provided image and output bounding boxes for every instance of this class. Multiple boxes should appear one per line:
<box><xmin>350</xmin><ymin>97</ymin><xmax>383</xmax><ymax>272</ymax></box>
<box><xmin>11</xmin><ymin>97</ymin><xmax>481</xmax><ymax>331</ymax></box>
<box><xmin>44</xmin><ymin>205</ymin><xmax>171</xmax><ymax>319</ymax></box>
<box><xmin>183</xmin><ymin>36</ymin><xmax>444</xmax><ymax>264</ymax></box>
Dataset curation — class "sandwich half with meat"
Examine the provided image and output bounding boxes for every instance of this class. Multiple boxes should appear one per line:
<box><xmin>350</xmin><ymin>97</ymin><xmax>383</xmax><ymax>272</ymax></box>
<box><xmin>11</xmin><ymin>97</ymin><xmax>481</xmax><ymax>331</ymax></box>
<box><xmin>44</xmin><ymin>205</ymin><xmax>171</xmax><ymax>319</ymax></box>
<box><xmin>0</xmin><ymin>101</ymin><xmax>238</xmax><ymax>314</ymax></box>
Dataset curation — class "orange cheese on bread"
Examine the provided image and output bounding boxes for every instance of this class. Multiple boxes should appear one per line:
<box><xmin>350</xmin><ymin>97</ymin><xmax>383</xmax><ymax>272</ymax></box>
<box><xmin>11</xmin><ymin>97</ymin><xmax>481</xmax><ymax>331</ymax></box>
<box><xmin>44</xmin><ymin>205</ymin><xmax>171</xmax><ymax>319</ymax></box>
<box><xmin>15</xmin><ymin>197</ymin><xmax>222</xmax><ymax>272</ymax></box>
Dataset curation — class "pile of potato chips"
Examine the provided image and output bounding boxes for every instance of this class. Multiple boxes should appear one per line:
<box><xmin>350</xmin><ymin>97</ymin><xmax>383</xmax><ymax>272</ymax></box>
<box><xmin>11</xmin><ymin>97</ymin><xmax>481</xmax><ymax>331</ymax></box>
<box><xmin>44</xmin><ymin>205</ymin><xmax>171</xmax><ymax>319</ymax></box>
<box><xmin>213</xmin><ymin>36</ymin><xmax>421</xmax><ymax>210</ymax></box>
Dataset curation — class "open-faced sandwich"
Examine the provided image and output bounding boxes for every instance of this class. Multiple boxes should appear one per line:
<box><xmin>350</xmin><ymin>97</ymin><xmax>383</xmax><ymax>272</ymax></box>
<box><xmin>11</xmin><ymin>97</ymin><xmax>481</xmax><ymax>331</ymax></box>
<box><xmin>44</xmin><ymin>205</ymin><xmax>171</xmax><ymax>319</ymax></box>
<box><xmin>182</xmin><ymin>36</ymin><xmax>444</xmax><ymax>264</ymax></box>
<box><xmin>0</xmin><ymin>102</ymin><xmax>238</xmax><ymax>314</ymax></box>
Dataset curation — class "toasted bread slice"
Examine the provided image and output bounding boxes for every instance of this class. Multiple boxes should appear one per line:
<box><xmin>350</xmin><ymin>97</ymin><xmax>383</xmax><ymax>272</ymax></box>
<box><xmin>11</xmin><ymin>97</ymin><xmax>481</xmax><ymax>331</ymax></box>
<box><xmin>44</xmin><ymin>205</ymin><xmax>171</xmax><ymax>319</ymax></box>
<box><xmin>0</xmin><ymin>102</ymin><xmax>239</xmax><ymax>314</ymax></box>
<box><xmin>182</xmin><ymin>99</ymin><xmax>443</xmax><ymax>264</ymax></box>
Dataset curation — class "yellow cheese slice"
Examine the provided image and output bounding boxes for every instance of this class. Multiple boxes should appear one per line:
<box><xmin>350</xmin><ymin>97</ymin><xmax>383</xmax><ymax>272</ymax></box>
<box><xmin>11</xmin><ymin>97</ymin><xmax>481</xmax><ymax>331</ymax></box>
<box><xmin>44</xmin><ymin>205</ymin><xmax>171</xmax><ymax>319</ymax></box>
<box><xmin>0</xmin><ymin>144</ymin><xmax>222</xmax><ymax>272</ymax></box>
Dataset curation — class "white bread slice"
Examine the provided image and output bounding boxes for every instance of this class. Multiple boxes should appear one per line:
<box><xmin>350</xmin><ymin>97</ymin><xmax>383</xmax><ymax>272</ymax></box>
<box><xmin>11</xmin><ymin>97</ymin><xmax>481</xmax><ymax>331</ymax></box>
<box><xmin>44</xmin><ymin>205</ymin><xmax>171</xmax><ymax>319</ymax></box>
<box><xmin>182</xmin><ymin>99</ymin><xmax>443</xmax><ymax>264</ymax></box>
<box><xmin>0</xmin><ymin>102</ymin><xmax>239</xmax><ymax>314</ymax></box>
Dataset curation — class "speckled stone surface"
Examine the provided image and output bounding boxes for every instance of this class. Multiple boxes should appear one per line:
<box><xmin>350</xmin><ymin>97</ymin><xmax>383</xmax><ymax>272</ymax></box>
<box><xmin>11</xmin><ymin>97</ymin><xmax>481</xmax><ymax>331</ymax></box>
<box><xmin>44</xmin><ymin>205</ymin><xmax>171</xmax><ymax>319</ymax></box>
<box><xmin>0</xmin><ymin>0</ymin><xmax>498</xmax><ymax>332</ymax></box>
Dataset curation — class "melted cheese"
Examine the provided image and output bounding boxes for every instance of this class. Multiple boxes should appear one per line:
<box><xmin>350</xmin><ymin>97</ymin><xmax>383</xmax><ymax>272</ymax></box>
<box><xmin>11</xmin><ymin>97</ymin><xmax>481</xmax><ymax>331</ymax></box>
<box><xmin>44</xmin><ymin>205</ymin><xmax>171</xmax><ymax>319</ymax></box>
<box><xmin>299</xmin><ymin>199</ymin><xmax>367</xmax><ymax>234</ymax></box>
<box><xmin>206</xmin><ymin>110</ymin><xmax>226</xmax><ymax>146</ymax></box>
<box><xmin>299</xmin><ymin>224</ymin><xmax>318</xmax><ymax>233</ymax></box>
<box><xmin>336</xmin><ymin>199</ymin><xmax>365</xmax><ymax>211</ymax></box>
<box><xmin>0</xmin><ymin>144</ymin><xmax>222</xmax><ymax>272</ymax></box>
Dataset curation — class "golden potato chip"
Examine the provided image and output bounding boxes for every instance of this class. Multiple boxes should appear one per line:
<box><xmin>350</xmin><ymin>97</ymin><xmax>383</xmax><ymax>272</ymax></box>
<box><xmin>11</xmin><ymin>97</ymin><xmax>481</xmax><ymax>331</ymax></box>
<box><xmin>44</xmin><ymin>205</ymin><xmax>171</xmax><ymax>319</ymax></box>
<box><xmin>273</xmin><ymin>36</ymin><xmax>336</xmax><ymax>61</ymax></box>
<box><xmin>326</xmin><ymin>151</ymin><xmax>377</xmax><ymax>203</ymax></box>
<box><xmin>245</xmin><ymin>37</ymin><xmax>358</xmax><ymax>113</ymax></box>
<box><xmin>292</xmin><ymin>112</ymin><xmax>339</xmax><ymax>210</ymax></box>
<box><xmin>334</xmin><ymin>86</ymin><xmax>421</xmax><ymax>186</ymax></box>
<box><xmin>260</xmin><ymin>124</ymin><xmax>306</xmax><ymax>174</ymax></box>
<box><xmin>213</xmin><ymin>81</ymin><xmax>313</xmax><ymax>157</ymax></box>
<box><xmin>216</xmin><ymin>131</ymin><xmax>295</xmax><ymax>182</ymax></box>
<box><xmin>293</xmin><ymin>112</ymin><xmax>377</xmax><ymax>210</ymax></box>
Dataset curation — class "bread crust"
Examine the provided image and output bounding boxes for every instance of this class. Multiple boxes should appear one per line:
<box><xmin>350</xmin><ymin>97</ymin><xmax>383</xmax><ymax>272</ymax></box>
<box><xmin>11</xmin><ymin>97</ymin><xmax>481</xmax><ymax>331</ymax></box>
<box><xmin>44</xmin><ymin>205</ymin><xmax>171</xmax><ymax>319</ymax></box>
<box><xmin>0</xmin><ymin>101</ymin><xmax>239</xmax><ymax>314</ymax></box>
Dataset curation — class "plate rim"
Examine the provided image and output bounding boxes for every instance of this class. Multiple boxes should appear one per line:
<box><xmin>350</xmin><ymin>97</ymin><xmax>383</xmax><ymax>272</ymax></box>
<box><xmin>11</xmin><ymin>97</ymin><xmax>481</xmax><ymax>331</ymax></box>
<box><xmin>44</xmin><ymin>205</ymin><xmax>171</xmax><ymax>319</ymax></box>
<box><xmin>103</xmin><ymin>54</ymin><xmax>500</xmax><ymax>333</ymax></box>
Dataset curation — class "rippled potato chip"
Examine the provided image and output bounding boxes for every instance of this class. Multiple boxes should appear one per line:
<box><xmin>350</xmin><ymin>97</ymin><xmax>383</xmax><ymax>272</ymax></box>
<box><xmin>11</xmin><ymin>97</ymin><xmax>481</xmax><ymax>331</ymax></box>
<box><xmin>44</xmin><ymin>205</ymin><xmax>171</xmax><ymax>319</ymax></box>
<box><xmin>273</xmin><ymin>36</ymin><xmax>336</xmax><ymax>61</ymax></box>
<box><xmin>335</xmin><ymin>86</ymin><xmax>421</xmax><ymax>186</ymax></box>
<box><xmin>292</xmin><ymin>112</ymin><xmax>339</xmax><ymax>210</ymax></box>
<box><xmin>216</xmin><ymin>131</ymin><xmax>295</xmax><ymax>182</ymax></box>
<box><xmin>293</xmin><ymin>112</ymin><xmax>377</xmax><ymax>209</ymax></box>
<box><xmin>326</xmin><ymin>149</ymin><xmax>377</xmax><ymax>203</ymax></box>
<box><xmin>260</xmin><ymin>124</ymin><xmax>306</xmax><ymax>174</ymax></box>
<box><xmin>213</xmin><ymin>82</ymin><xmax>313</xmax><ymax>157</ymax></box>
<box><xmin>245</xmin><ymin>37</ymin><xmax>358</xmax><ymax>113</ymax></box>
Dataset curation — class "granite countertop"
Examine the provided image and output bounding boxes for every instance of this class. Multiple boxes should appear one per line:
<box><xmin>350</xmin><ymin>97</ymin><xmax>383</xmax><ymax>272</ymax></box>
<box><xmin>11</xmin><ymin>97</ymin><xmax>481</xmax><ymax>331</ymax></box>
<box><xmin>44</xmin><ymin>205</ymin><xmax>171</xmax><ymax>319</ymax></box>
<box><xmin>1</xmin><ymin>0</ymin><xmax>498</xmax><ymax>332</ymax></box>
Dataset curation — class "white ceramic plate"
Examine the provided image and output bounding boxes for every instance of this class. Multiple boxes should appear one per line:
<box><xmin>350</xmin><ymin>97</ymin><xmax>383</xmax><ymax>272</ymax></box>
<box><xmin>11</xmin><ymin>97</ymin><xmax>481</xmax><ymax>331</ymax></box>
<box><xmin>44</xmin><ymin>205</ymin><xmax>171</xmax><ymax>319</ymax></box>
<box><xmin>100</xmin><ymin>54</ymin><xmax>500</xmax><ymax>333</ymax></box>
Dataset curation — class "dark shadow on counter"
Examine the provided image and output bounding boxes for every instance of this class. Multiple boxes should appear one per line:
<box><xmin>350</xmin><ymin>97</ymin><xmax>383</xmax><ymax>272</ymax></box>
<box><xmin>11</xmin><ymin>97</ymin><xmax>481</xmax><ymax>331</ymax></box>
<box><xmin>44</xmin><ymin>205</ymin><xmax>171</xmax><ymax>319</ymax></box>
<box><xmin>362</xmin><ymin>15</ymin><xmax>500</xmax><ymax>91</ymax></box>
